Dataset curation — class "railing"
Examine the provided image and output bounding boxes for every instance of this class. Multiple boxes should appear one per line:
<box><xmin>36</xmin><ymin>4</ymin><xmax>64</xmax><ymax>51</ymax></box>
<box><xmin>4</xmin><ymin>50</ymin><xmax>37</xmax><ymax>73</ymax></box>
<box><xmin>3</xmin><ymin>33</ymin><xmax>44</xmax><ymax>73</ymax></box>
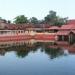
<box><xmin>0</xmin><ymin>30</ymin><xmax>57</xmax><ymax>36</ymax></box>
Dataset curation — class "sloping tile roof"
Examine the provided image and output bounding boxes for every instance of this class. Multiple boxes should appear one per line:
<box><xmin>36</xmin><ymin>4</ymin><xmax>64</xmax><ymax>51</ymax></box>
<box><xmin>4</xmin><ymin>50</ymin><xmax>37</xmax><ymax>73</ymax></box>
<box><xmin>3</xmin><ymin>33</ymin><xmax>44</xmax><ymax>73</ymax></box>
<box><xmin>57</xmin><ymin>30</ymin><xmax>75</xmax><ymax>35</ymax></box>
<box><xmin>34</xmin><ymin>24</ymin><xmax>51</xmax><ymax>28</ymax></box>
<box><xmin>56</xmin><ymin>31</ymin><xmax>70</xmax><ymax>35</ymax></box>
<box><xmin>68</xmin><ymin>19</ymin><xmax>75</xmax><ymax>24</ymax></box>
<box><xmin>48</xmin><ymin>26</ymin><xmax>60</xmax><ymax>30</ymax></box>
<box><xmin>60</xmin><ymin>24</ymin><xmax>75</xmax><ymax>30</ymax></box>
<box><xmin>3</xmin><ymin>23</ymin><xmax>51</xmax><ymax>30</ymax></box>
<box><xmin>71</xmin><ymin>30</ymin><xmax>75</xmax><ymax>34</ymax></box>
<box><xmin>4</xmin><ymin>23</ymin><xmax>34</xmax><ymax>30</ymax></box>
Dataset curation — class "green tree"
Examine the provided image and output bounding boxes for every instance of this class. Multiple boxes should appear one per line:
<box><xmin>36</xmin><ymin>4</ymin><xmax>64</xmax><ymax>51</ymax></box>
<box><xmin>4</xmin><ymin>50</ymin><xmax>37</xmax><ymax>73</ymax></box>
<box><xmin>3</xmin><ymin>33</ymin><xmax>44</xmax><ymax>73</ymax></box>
<box><xmin>0</xmin><ymin>17</ymin><xmax>2</xmax><ymax>20</ymax></box>
<box><xmin>14</xmin><ymin>15</ymin><xmax>28</xmax><ymax>24</ymax></box>
<box><xmin>44</xmin><ymin>10</ymin><xmax>57</xmax><ymax>25</ymax></box>
<box><xmin>29</xmin><ymin>17</ymin><xmax>38</xmax><ymax>24</ymax></box>
<box><xmin>7</xmin><ymin>20</ymin><xmax>11</xmax><ymax>23</ymax></box>
<box><xmin>44</xmin><ymin>10</ymin><xmax>68</xmax><ymax>26</ymax></box>
<box><xmin>54</xmin><ymin>17</ymin><xmax>68</xmax><ymax>26</ymax></box>
<box><xmin>38</xmin><ymin>20</ymin><xmax>45</xmax><ymax>24</ymax></box>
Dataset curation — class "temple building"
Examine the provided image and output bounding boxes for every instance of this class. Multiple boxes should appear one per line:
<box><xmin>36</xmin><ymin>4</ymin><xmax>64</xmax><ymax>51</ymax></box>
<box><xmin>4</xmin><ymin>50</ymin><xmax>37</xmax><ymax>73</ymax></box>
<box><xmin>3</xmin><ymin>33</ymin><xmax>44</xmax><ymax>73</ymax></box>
<box><xmin>57</xmin><ymin>24</ymin><xmax>75</xmax><ymax>42</ymax></box>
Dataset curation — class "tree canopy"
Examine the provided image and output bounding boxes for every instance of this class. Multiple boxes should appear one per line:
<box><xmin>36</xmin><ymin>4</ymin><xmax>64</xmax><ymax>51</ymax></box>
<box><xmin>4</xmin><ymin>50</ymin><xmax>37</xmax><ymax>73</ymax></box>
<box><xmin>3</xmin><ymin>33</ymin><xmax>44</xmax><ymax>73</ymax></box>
<box><xmin>14</xmin><ymin>15</ymin><xmax>28</xmax><ymax>24</ymax></box>
<box><xmin>44</xmin><ymin>10</ymin><xmax>68</xmax><ymax>26</ymax></box>
<box><xmin>29</xmin><ymin>17</ymin><xmax>39</xmax><ymax>24</ymax></box>
<box><xmin>0</xmin><ymin>10</ymin><xmax>68</xmax><ymax>26</ymax></box>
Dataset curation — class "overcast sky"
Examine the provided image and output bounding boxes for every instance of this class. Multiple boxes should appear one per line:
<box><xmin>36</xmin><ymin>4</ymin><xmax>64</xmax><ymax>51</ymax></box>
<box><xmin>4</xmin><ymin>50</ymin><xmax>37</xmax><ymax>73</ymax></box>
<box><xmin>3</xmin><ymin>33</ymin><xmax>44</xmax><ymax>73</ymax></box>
<box><xmin>0</xmin><ymin>0</ymin><xmax>74</xmax><ymax>20</ymax></box>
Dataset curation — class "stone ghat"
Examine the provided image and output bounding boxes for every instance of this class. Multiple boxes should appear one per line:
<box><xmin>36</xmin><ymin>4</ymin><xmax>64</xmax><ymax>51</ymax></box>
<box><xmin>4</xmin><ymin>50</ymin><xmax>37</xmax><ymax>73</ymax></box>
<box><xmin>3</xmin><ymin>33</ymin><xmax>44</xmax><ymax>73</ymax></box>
<box><xmin>0</xmin><ymin>34</ymin><xmax>56</xmax><ymax>41</ymax></box>
<box><xmin>0</xmin><ymin>35</ymin><xmax>32</xmax><ymax>41</ymax></box>
<box><xmin>33</xmin><ymin>34</ymin><xmax>56</xmax><ymax>40</ymax></box>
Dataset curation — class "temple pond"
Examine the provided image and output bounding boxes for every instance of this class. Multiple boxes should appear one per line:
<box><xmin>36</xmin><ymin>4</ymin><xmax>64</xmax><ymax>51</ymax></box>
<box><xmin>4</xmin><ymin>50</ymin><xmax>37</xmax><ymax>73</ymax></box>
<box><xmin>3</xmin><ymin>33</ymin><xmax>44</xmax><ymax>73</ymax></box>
<box><xmin>0</xmin><ymin>40</ymin><xmax>75</xmax><ymax>75</ymax></box>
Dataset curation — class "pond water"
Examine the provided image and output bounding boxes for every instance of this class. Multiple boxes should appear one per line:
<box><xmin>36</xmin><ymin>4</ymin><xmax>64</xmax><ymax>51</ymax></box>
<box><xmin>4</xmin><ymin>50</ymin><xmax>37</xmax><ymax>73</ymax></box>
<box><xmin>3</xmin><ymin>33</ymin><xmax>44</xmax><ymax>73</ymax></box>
<box><xmin>0</xmin><ymin>40</ymin><xmax>75</xmax><ymax>75</ymax></box>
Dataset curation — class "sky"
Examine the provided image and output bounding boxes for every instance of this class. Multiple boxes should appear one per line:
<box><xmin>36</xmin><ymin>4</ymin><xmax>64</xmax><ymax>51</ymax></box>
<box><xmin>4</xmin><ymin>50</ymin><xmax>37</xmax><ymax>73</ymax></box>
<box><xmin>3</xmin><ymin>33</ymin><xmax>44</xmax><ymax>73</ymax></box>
<box><xmin>0</xmin><ymin>0</ymin><xmax>75</xmax><ymax>21</ymax></box>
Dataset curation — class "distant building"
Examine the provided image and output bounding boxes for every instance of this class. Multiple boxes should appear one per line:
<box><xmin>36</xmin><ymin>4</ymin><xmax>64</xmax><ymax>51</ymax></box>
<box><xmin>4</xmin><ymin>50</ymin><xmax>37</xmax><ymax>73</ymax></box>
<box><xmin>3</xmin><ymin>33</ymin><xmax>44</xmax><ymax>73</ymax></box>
<box><xmin>67</xmin><ymin>19</ymin><xmax>75</xmax><ymax>24</ymax></box>
<box><xmin>57</xmin><ymin>24</ymin><xmax>75</xmax><ymax>42</ymax></box>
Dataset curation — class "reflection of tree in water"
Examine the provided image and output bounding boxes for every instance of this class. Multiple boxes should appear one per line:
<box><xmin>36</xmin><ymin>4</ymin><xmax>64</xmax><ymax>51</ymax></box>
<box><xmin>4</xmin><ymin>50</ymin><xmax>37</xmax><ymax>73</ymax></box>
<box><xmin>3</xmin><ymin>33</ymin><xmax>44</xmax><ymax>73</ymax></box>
<box><xmin>16</xmin><ymin>44</ymin><xmax>40</xmax><ymax>58</ymax></box>
<box><xmin>44</xmin><ymin>47</ymin><xmax>64</xmax><ymax>59</ymax></box>
<box><xmin>27</xmin><ymin>42</ymin><xmax>65</xmax><ymax>59</ymax></box>
<box><xmin>0</xmin><ymin>48</ymin><xmax>6</xmax><ymax>56</ymax></box>
<box><xmin>0</xmin><ymin>42</ymin><xmax>40</xmax><ymax>58</ymax></box>
<box><xmin>2</xmin><ymin>45</ymin><xmax>30</xmax><ymax>58</ymax></box>
<box><xmin>16</xmin><ymin>47</ymin><xmax>30</xmax><ymax>58</ymax></box>
<box><xmin>0</xmin><ymin>42</ymin><xmax>66</xmax><ymax>59</ymax></box>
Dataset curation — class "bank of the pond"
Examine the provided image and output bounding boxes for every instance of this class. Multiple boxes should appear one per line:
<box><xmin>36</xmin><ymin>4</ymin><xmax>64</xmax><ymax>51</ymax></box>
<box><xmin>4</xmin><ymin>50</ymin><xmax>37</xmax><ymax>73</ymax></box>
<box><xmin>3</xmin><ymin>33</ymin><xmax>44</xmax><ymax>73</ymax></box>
<box><xmin>0</xmin><ymin>33</ymin><xmax>56</xmax><ymax>41</ymax></box>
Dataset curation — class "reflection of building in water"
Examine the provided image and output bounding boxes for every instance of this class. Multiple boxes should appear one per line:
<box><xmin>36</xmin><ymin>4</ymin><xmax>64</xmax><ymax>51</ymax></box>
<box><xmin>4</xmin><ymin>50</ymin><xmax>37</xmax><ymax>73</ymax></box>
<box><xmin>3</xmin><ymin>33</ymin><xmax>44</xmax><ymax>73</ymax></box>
<box><xmin>0</xmin><ymin>39</ymin><xmax>55</xmax><ymax>48</ymax></box>
<box><xmin>0</xmin><ymin>40</ymin><xmax>75</xmax><ymax>54</ymax></box>
<box><xmin>49</xmin><ymin>41</ymin><xmax>75</xmax><ymax>54</ymax></box>
<box><xmin>0</xmin><ymin>41</ymin><xmax>60</xmax><ymax>58</ymax></box>
<box><xmin>0</xmin><ymin>39</ymin><xmax>75</xmax><ymax>58</ymax></box>
<box><xmin>0</xmin><ymin>40</ymin><xmax>35</xmax><ymax>48</ymax></box>
<box><xmin>63</xmin><ymin>49</ymin><xmax>69</xmax><ymax>55</ymax></box>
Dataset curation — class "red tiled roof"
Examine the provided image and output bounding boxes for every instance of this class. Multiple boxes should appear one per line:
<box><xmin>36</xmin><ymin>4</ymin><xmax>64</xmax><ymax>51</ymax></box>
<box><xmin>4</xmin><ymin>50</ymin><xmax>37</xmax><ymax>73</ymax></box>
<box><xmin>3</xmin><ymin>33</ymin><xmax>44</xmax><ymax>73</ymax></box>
<box><xmin>57</xmin><ymin>30</ymin><xmax>75</xmax><ymax>35</ymax></box>
<box><xmin>56</xmin><ymin>31</ymin><xmax>70</xmax><ymax>35</ymax></box>
<box><xmin>34</xmin><ymin>24</ymin><xmax>51</xmax><ymax>28</ymax></box>
<box><xmin>4</xmin><ymin>23</ymin><xmax>34</xmax><ymax>30</ymax></box>
<box><xmin>71</xmin><ymin>30</ymin><xmax>75</xmax><ymax>34</ymax></box>
<box><xmin>4</xmin><ymin>23</ymin><xmax>51</xmax><ymax>30</ymax></box>
<box><xmin>68</xmin><ymin>19</ymin><xmax>75</xmax><ymax>24</ymax></box>
<box><xmin>48</xmin><ymin>26</ymin><xmax>60</xmax><ymax>30</ymax></box>
<box><xmin>60</xmin><ymin>24</ymin><xmax>75</xmax><ymax>30</ymax></box>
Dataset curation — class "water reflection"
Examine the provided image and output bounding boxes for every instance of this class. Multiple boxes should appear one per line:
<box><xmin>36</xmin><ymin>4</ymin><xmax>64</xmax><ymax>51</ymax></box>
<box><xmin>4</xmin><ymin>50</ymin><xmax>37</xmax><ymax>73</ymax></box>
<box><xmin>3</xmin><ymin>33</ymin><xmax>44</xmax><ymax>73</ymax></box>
<box><xmin>0</xmin><ymin>40</ymin><xmax>75</xmax><ymax>59</ymax></box>
<box><xmin>0</xmin><ymin>40</ymin><xmax>75</xmax><ymax>75</ymax></box>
